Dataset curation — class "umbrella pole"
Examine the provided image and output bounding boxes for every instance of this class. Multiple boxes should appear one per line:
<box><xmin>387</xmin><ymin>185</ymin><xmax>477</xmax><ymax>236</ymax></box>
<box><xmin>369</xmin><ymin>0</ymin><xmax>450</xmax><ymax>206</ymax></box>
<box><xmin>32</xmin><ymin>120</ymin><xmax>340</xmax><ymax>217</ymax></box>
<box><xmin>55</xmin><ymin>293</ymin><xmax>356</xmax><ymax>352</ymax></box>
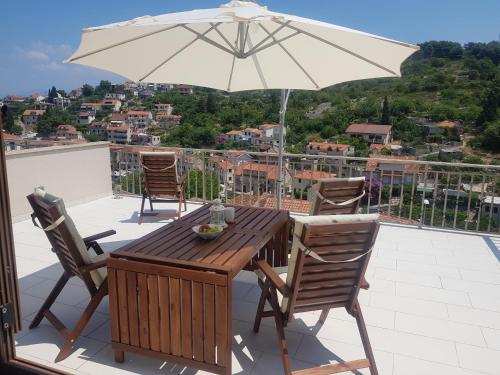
<box><xmin>276</xmin><ymin>89</ymin><xmax>291</xmax><ymax>210</ymax></box>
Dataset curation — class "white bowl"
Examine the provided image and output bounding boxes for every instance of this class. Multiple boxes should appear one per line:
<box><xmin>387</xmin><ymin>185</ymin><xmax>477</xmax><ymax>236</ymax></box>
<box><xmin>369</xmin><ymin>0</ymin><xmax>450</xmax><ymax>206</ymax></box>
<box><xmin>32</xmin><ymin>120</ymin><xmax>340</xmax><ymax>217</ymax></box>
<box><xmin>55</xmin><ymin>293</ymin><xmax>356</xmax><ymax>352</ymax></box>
<box><xmin>192</xmin><ymin>224</ymin><xmax>224</xmax><ymax>240</ymax></box>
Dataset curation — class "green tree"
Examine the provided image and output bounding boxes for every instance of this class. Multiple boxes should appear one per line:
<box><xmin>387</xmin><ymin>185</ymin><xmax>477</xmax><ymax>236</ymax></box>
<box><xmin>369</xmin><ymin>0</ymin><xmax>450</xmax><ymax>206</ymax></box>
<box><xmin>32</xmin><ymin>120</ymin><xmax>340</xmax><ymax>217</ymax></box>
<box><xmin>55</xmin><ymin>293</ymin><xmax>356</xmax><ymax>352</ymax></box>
<box><xmin>81</xmin><ymin>84</ymin><xmax>94</xmax><ymax>97</ymax></box>
<box><xmin>36</xmin><ymin>109</ymin><xmax>72</xmax><ymax>135</ymax></box>
<box><xmin>184</xmin><ymin>170</ymin><xmax>220</xmax><ymax>200</ymax></box>
<box><xmin>380</xmin><ymin>96</ymin><xmax>390</xmax><ymax>124</ymax></box>
<box><xmin>94</xmin><ymin>80</ymin><xmax>112</xmax><ymax>97</ymax></box>
<box><xmin>476</xmin><ymin>85</ymin><xmax>499</xmax><ymax>130</ymax></box>
<box><xmin>47</xmin><ymin>86</ymin><xmax>58</xmax><ymax>103</ymax></box>
<box><xmin>206</xmin><ymin>91</ymin><xmax>217</xmax><ymax>114</ymax></box>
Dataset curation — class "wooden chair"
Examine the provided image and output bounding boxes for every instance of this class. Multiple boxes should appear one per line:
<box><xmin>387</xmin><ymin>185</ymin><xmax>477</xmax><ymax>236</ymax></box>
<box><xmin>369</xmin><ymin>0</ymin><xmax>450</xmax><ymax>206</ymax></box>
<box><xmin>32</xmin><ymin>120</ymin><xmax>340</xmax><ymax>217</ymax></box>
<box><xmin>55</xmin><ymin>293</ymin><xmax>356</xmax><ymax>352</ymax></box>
<box><xmin>139</xmin><ymin>151</ymin><xmax>186</xmax><ymax>224</ymax></box>
<box><xmin>309</xmin><ymin>176</ymin><xmax>370</xmax><ymax>289</ymax></box>
<box><xmin>27</xmin><ymin>188</ymin><xmax>115</xmax><ymax>362</ymax></box>
<box><xmin>310</xmin><ymin>177</ymin><xmax>366</xmax><ymax>216</ymax></box>
<box><xmin>253</xmin><ymin>214</ymin><xmax>380</xmax><ymax>375</ymax></box>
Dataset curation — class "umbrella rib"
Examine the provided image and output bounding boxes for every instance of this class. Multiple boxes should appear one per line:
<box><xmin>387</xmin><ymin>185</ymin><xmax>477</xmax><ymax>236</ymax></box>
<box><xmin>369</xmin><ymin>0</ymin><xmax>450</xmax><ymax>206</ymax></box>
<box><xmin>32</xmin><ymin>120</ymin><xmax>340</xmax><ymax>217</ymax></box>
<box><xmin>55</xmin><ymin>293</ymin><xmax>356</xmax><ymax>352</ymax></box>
<box><xmin>227</xmin><ymin>54</ymin><xmax>237</xmax><ymax>92</ymax></box>
<box><xmin>244</xmin><ymin>21</ymin><xmax>291</xmax><ymax>57</ymax></box>
<box><xmin>246</xmin><ymin>31</ymin><xmax>301</xmax><ymax>57</ymax></box>
<box><xmin>210</xmin><ymin>23</ymin><xmax>239</xmax><ymax>54</ymax></box>
<box><xmin>259</xmin><ymin>24</ymin><xmax>320</xmax><ymax>89</ymax></box>
<box><xmin>66</xmin><ymin>24</ymin><xmax>180</xmax><ymax>62</ymax></box>
<box><xmin>181</xmin><ymin>24</ymin><xmax>238</xmax><ymax>57</ymax></box>
<box><xmin>246</xmin><ymin>34</ymin><xmax>268</xmax><ymax>90</ymax></box>
<box><xmin>138</xmin><ymin>24</ymin><xmax>219</xmax><ymax>82</ymax></box>
<box><xmin>274</xmin><ymin>20</ymin><xmax>400</xmax><ymax>76</ymax></box>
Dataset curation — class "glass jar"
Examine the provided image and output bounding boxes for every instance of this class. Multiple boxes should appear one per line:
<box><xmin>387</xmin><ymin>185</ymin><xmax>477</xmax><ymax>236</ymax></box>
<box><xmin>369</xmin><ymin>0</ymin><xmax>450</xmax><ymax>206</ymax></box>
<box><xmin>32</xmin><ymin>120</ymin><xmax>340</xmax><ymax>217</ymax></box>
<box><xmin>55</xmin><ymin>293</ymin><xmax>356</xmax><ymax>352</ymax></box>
<box><xmin>209</xmin><ymin>199</ymin><xmax>225</xmax><ymax>226</ymax></box>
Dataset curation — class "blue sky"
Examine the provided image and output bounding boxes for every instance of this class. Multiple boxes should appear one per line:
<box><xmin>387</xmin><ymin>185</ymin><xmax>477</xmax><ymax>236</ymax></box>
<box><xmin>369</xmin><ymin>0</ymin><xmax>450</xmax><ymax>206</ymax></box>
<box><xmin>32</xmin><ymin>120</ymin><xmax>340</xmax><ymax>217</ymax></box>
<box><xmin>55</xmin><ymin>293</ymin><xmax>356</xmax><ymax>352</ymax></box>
<box><xmin>1</xmin><ymin>0</ymin><xmax>499</xmax><ymax>97</ymax></box>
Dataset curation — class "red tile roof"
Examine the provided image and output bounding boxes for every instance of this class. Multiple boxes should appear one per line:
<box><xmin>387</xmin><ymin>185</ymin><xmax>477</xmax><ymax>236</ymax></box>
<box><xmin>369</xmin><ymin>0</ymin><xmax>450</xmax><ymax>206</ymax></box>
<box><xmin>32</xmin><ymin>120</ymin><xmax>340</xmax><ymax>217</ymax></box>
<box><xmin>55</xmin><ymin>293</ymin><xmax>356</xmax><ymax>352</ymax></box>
<box><xmin>293</xmin><ymin>170</ymin><xmax>337</xmax><ymax>180</ymax></box>
<box><xmin>436</xmin><ymin>120</ymin><xmax>459</xmax><ymax>128</ymax></box>
<box><xmin>235</xmin><ymin>162</ymin><xmax>279</xmax><ymax>180</ymax></box>
<box><xmin>108</xmin><ymin>126</ymin><xmax>130</xmax><ymax>131</ymax></box>
<box><xmin>22</xmin><ymin>109</ymin><xmax>45</xmax><ymax>116</ymax></box>
<box><xmin>307</xmin><ymin>142</ymin><xmax>350</xmax><ymax>152</ymax></box>
<box><xmin>2</xmin><ymin>133</ymin><xmax>21</xmax><ymax>141</ymax></box>
<box><xmin>260</xmin><ymin>123</ymin><xmax>280</xmax><ymax>130</ymax></box>
<box><xmin>346</xmin><ymin>124</ymin><xmax>392</xmax><ymax>135</ymax></box>
<box><xmin>127</xmin><ymin>110</ymin><xmax>151</xmax><ymax>116</ymax></box>
<box><xmin>226</xmin><ymin>130</ymin><xmax>243</xmax><ymax>136</ymax></box>
<box><xmin>366</xmin><ymin>155</ymin><xmax>420</xmax><ymax>173</ymax></box>
<box><xmin>110</xmin><ymin>113</ymin><xmax>128</xmax><ymax>122</ymax></box>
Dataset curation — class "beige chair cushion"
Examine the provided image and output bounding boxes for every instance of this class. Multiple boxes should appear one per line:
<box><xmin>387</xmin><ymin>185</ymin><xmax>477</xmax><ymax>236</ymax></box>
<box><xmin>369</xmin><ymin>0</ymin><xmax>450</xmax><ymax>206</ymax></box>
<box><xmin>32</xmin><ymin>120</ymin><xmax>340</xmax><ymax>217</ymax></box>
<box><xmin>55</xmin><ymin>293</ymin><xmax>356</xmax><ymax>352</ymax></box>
<box><xmin>33</xmin><ymin>188</ymin><xmax>107</xmax><ymax>288</ymax></box>
<box><xmin>309</xmin><ymin>176</ymin><xmax>365</xmax><ymax>215</ymax></box>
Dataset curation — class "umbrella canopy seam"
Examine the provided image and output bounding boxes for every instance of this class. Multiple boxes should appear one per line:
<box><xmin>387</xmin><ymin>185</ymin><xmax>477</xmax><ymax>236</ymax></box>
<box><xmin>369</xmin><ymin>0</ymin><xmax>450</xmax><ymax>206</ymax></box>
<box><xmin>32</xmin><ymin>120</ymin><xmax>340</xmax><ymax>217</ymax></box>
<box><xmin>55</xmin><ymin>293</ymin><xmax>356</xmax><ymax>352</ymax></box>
<box><xmin>246</xmin><ymin>34</ymin><xmax>268</xmax><ymax>90</ymax></box>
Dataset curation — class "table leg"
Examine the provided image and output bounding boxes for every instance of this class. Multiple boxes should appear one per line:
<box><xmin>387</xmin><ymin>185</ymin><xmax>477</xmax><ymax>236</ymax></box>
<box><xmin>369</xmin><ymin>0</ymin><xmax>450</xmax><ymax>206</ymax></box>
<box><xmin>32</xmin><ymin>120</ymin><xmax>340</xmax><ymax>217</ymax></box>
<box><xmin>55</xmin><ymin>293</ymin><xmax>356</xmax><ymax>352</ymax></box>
<box><xmin>114</xmin><ymin>349</ymin><xmax>124</xmax><ymax>363</ymax></box>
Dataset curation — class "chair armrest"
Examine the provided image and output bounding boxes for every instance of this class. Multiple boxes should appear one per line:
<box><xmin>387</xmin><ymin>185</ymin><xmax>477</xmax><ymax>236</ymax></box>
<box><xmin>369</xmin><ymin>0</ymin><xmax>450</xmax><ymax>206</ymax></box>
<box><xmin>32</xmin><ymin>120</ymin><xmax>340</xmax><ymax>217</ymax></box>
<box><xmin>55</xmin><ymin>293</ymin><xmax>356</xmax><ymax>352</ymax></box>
<box><xmin>80</xmin><ymin>258</ymin><xmax>108</xmax><ymax>274</ymax></box>
<box><xmin>83</xmin><ymin>230</ymin><xmax>116</xmax><ymax>244</ymax></box>
<box><xmin>256</xmin><ymin>260</ymin><xmax>290</xmax><ymax>297</ymax></box>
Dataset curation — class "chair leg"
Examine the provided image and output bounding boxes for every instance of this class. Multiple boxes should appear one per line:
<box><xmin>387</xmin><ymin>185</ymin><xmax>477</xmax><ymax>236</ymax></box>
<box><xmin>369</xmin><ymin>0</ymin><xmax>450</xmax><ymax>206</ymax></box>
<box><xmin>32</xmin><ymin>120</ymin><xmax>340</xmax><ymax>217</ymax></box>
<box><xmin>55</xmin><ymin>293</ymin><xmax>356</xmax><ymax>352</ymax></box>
<box><xmin>114</xmin><ymin>350</ymin><xmax>124</xmax><ymax>363</ymax></box>
<box><xmin>253</xmin><ymin>280</ymin><xmax>270</xmax><ymax>333</ymax></box>
<box><xmin>319</xmin><ymin>308</ymin><xmax>330</xmax><ymax>324</ymax></box>
<box><xmin>148</xmin><ymin>195</ymin><xmax>154</xmax><ymax>211</ymax></box>
<box><xmin>353</xmin><ymin>301</ymin><xmax>378</xmax><ymax>375</ymax></box>
<box><xmin>30</xmin><ymin>272</ymin><xmax>70</xmax><ymax>329</ymax></box>
<box><xmin>55</xmin><ymin>280</ymin><xmax>108</xmax><ymax>362</ymax></box>
<box><xmin>269</xmin><ymin>287</ymin><xmax>291</xmax><ymax>375</ymax></box>
<box><xmin>139</xmin><ymin>193</ymin><xmax>146</xmax><ymax>224</ymax></box>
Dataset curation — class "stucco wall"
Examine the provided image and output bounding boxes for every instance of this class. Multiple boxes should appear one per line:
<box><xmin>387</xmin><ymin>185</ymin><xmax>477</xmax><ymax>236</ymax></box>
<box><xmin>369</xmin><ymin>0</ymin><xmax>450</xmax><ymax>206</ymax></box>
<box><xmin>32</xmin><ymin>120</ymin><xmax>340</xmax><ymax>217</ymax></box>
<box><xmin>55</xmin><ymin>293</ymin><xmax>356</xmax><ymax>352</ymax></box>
<box><xmin>5</xmin><ymin>142</ymin><xmax>112</xmax><ymax>222</ymax></box>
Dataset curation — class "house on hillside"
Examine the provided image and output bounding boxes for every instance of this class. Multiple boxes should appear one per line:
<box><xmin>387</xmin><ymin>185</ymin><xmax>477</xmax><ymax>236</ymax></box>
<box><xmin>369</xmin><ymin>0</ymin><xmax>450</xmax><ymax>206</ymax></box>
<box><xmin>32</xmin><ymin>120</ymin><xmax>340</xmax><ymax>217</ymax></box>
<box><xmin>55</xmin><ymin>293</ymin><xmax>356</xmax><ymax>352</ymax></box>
<box><xmin>80</xmin><ymin>103</ymin><xmax>102</xmax><ymax>112</ymax></box>
<box><xmin>346</xmin><ymin>123</ymin><xmax>392</xmax><ymax>145</ymax></box>
<box><xmin>155</xmin><ymin>103</ymin><xmax>173</xmax><ymax>114</ymax></box>
<box><xmin>105</xmin><ymin>93</ymin><xmax>126</xmax><ymax>101</ymax></box>
<box><xmin>365</xmin><ymin>155</ymin><xmax>419</xmax><ymax>185</ymax></box>
<box><xmin>101</xmin><ymin>99</ymin><xmax>122</xmax><ymax>112</ymax></box>
<box><xmin>225</xmin><ymin>130</ymin><xmax>246</xmax><ymax>142</ymax></box>
<box><xmin>56</xmin><ymin>125</ymin><xmax>82</xmax><ymax>140</ymax></box>
<box><xmin>110</xmin><ymin>113</ymin><xmax>128</xmax><ymax>125</ymax></box>
<box><xmin>306</xmin><ymin>142</ymin><xmax>354</xmax><ymax>157</ymax></box>
<box><xmin>481</xmin><ymin>196</ymin><xmax>500</xmax><ymax>223</ymax></box>
<box><xmin>2</xmin><ymin>132</ymin><xmax>22</xmax><ymax>152</ymax></box>
<box><xmin>22</xmin><ymin>109</ymin><xmax>45</xmax><ymax>127</ymax></box>
<box><xmin>131</xmin><ymin>132</ymin><xmax>161</xmax><ymax>146</ymax></box>
<box><xmin>127</xmin><ymin>110</ymin><xmax>153</xmax><ymax>128</ymax></box>
<box><xmin>53</xmin><ymin>96</ymin><xmax>71</xmax><ymax>110</ymax></box>
<box><xmin>155</xmin><ymin>113</ymin><xmax>182</xmax><ymax>127</ymax></box>
<box><xmin>107</xmin><ymin>125</ymin><xmax>132</xmax><ymax>145</ymax></box>
<box><xmin>89</xmin><ymin>121</ymin><xmax>109</xmax><ymax>139</ymax></box>
<box><xmin>177</xmin><ymin>84</ymin><xmax>193</xmax><ymax>95</ymax></box>
<box><xmin>78</xmin><ymin>111</ymin><xmax>95</xmax><ymax>125</ymax></box>
<box><xmin>292</xmin><ymin>170</ymin><xmax>337</xmax><ymax>196</ymax></box>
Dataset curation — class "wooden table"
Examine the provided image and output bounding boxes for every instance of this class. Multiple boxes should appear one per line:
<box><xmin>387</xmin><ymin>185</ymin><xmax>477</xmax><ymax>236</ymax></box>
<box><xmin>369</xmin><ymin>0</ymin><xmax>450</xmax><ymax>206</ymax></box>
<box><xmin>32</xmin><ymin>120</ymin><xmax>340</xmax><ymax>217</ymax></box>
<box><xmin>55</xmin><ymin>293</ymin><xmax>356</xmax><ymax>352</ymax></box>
<box><xmin>107</xmin><ymin>205</ymin><xmax>289</xmax><ymax>375</ymax></box>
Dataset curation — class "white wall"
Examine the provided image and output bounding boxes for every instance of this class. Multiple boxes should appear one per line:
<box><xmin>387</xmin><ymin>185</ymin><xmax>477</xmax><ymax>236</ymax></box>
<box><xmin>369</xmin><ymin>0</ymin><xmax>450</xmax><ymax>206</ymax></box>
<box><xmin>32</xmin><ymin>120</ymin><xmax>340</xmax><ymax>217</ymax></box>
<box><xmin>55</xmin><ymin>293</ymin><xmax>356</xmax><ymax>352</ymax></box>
<box><xmin>5</xmin><ymin>142</ymin><xmax>112</xmax><ymax>222</ymax></box>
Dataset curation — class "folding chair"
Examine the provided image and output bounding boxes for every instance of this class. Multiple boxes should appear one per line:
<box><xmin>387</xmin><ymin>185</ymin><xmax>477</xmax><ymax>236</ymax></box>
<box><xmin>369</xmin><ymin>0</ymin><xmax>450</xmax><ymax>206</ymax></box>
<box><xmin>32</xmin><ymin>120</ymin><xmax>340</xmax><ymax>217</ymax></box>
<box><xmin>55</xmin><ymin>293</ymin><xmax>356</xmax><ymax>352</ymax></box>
<box><xmin>27</xmin><ymin>188</ymin><xmax>115</xmax><ymax>362</ymax></box>
<box><xmin>310</xmin><ymin>177</ymin><xmax>366</xmax><ymax>216</ymax></box>
<box><xmin>253</xmin><ymin>214</ymin><xmax>380</xmax><ymax>375</ymax></box>
<box><xmin>139</xmin><ymin>151</ymin><xmax>186</xmax><ymax>224</ymax></box>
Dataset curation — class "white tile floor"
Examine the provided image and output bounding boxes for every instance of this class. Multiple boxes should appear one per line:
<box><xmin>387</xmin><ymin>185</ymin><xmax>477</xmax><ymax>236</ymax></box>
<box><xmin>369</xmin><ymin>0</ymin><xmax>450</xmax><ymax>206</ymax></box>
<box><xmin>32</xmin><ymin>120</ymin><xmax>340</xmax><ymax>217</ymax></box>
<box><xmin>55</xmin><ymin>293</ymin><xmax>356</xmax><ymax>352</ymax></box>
<box><xmin>12</xmin><ymin>196</ymin><xmax>500</xmax><ymax>375</ymax></box>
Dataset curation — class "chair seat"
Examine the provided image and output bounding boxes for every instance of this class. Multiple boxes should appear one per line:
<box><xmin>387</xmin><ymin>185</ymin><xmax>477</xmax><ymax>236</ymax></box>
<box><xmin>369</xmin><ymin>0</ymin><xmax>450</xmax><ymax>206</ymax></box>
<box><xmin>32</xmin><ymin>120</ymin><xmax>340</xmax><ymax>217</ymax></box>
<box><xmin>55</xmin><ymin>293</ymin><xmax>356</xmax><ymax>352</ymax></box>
<box><xmin>89</xmin><ymin>253</ymin><xmax>108</xmax><ymax>288</ymax></box>
<box><xmin>254</xmin><ymin>266</ymin><xmax>288</xmax><ymax>313</ymax></box>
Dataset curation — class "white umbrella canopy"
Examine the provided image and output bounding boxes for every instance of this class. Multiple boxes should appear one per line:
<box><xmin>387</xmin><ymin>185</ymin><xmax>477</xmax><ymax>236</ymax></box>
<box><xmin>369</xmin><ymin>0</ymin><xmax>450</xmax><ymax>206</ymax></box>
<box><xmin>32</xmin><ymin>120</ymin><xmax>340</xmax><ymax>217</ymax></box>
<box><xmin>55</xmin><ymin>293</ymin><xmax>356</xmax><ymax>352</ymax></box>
<box><xmin>66</xmin><ymin>1</ymin><xmax>419</xmax><ymax>208</ymax></box>
<box><xmin>66</xmin><ymin>1</ymin><xmax>419</xmax><ymax>92</ymax></box>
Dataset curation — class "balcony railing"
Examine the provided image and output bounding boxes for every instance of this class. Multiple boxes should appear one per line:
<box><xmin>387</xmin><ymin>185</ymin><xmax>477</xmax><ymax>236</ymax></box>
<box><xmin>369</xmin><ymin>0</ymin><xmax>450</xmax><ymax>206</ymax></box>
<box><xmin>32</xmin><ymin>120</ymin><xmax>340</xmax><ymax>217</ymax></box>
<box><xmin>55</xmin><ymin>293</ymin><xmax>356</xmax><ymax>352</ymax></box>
<box><xmin>110</xmin><ymin>146</ymin><xmax>500</xmax><ymax>235</ymax></box>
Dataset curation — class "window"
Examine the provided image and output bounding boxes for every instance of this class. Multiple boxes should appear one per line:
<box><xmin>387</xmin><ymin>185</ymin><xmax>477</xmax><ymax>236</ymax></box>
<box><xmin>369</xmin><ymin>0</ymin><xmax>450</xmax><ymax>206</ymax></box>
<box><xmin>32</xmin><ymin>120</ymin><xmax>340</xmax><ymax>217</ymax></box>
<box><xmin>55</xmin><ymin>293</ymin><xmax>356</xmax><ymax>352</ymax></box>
<box><xmin>494</xmin><ymin>207</ymin><xmax>499</xmax><ymax>214</ymax></box>
<box><xmin>298</xmin><ymin>179</ymin><xmax>302</xmax><ymax>183</ymax></box>
<box><xmin>485</xmin><ymin>206</ymin><xmax>490</xmax><ymax>213</ymax></box>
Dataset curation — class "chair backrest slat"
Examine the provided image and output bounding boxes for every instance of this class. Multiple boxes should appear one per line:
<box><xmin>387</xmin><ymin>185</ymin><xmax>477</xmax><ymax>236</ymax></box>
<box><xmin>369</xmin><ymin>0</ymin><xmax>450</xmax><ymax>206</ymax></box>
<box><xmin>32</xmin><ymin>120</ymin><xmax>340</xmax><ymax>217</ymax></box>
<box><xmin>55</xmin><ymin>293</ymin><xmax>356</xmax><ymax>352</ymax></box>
<box><xmin>286</xmin><ymin>218</ymin><xmax>379</xmax><ymax>316</ymax></box>
<box><xmin>310</xmin><ymin>177</ymin><xmax>365</xmax><ymax>216</ymax></box>
<box><xmin>141</xmin><ymin>152</ymin><xmax>179</xmax><ymax>196</ymax></box>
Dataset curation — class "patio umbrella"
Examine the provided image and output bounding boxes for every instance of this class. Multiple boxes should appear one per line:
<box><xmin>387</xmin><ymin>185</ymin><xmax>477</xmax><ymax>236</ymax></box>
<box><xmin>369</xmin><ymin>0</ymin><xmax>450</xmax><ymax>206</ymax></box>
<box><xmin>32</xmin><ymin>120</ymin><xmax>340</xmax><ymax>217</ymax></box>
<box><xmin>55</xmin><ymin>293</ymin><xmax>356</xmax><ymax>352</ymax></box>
<box><xmin>66</xmin><ymin>0</ymin><xmax>419</xmax><ymax>208</ymax></box>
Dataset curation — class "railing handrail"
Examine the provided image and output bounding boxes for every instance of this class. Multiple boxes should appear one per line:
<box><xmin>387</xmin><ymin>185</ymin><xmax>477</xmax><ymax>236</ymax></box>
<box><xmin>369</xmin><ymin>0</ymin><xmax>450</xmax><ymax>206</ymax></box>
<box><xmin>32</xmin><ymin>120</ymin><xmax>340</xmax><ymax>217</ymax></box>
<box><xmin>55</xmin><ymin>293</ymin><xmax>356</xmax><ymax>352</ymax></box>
<box><xmin>110</xmin><ymin>145</ymin><xmax>500</xmax><ymax>171</ymax></box>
